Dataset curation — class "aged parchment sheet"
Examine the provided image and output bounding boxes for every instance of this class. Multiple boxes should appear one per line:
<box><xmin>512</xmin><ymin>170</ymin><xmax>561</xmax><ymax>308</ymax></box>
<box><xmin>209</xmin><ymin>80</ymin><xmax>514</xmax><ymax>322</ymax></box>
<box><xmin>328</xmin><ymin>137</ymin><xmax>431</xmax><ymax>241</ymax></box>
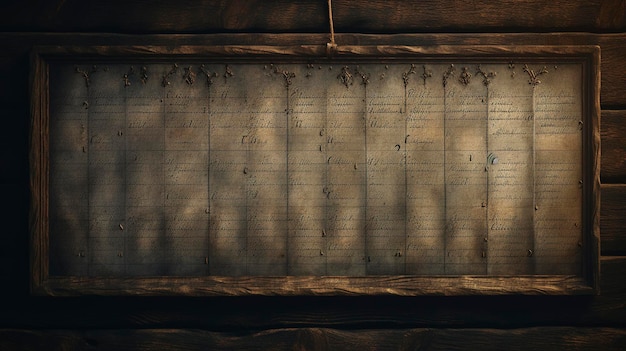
<box><xmin>48</xmin><ymin>61</ymin><xmax>583</xmax><ymax>276</ymax></box>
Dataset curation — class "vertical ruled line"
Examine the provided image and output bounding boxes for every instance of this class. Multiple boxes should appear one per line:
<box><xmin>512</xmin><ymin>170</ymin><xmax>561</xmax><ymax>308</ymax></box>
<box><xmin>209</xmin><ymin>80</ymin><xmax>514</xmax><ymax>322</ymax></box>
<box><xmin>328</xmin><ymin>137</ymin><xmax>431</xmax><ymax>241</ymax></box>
<box><xmin>244</xmin><ymin>92</ymin><xmax>249</xmax><ymax>276</ymax></box>
<box><xmin>86</xmin><ymin>80</ymin><xmax>91</xmax><ymax>276</ymax></box>
<box><xmin>324</xmin><ymin>86</ymin><xmax>329</xmax><ymax>275</ymax></box>
<box><xmin>485</xmin><ymin>85</ymin><xmax>490</xmax><ymax>275</ymax></box>
<box><xmin>162</xmin><ymin>85</ymin><xmax>167</xmax><ymax>275</ymax></box>
<box><xmin>530</xmin><ymin>85</ymin><xmax>537</xmax><ymax>274</ymax></box>
<box><xmin>403</xmin><ymin>81</ymin><xmax>409</xmax><ymax>274</ymax></box>
<box><xmin>123</xmin><ymin>80</ymin><xmax>128</xmax><ymax>275</ymax></box>
<box><xmin>285</xmin><ymin>82</ymin><xmax>290</xmax><ymax>275</ymax></box>
<box><xmin>363</xmin><ymin>82</ymin><xmax>369</xmax><ymax>275</ymax></box>
<box><xmin>206</xmin><ymin>76</ymin><xmax>212</xmax><ymax>276</ymax></box>
<box><xmin>442</xmin><ymin>83</ymin><xmax>447</xmax><ymax>274</ymax></box>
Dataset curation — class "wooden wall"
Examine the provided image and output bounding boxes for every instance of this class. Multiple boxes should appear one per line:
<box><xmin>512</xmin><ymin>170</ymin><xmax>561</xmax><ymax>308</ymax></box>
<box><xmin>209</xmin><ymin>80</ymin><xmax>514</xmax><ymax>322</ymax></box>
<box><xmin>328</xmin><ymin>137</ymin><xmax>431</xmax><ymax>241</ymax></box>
<box><xmin>1</xmin><ymin>1</ymin><xmax>626</xmax><ymax>349</ymax></box>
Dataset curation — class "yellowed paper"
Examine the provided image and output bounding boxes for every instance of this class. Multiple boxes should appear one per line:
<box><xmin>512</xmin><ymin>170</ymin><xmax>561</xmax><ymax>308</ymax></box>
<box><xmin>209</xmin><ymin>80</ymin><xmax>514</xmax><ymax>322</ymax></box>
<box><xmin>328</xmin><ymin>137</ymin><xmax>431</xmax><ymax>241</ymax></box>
<box><xmin>49</xmin><ymin>62</ymin><xmax>584</xmax><ymax>277</ymax></box>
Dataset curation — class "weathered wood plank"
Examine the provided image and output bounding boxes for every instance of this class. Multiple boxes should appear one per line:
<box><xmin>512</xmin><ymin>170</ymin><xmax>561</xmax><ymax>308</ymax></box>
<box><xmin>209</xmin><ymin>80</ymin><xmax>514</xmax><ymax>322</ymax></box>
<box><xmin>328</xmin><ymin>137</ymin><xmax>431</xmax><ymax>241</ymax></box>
<box><xmin>2</xmin><ymin>258</ymin><xmax>625</xmax><ymax>329</ymax></box>
<box><xmin>29</xmin><ymin>52</ymin><xmax>48</xmax><ymax>295</ymax></box>
<box><xmin>36</xmin><ymin>276</ymin><xmax>596</xmax><ymax>297</ymax></box>
<box><xmin>601</xmin><ymin>110</ymin><xmax>626</xmax><ymax>183</ymax></box>
<box><xmin>0</xmin><ymin>0</ymin><xmax>624</xmax><ymax>33</ymax></box>
<box><xmin>1</xmin><ymin>327</ymin><xmax>625</xmax><ymax>351</ymax></box>
<box><xmin>597</xmin><ymin>35</ymin><xmax>626</xmax><ymax>109</ymax></box>
<box><xmin>601</xmin><ymin>185</ymin><xmax>626</xmax><ymax>255</ymax></box>
<box><xmin>30</xmin><ymin>43</ymin><xmax>605</xmax><ymax>57</ymax></box>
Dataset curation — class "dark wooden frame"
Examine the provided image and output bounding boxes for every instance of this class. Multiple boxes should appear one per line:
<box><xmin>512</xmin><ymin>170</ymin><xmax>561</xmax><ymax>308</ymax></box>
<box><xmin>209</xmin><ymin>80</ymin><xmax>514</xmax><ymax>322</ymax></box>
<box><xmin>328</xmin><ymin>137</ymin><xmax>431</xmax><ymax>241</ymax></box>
<box><xmin>30</xmin><ymin>42</ymin><xmax>601</xmax><ymax>296</ymax></box>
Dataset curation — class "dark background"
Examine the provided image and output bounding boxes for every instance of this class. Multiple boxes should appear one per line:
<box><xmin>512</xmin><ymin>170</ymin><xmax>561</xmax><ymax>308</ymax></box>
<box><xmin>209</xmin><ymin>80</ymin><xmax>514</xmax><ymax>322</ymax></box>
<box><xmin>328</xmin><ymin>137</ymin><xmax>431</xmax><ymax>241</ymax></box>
<box><xmin>1</xmin><ymin>1</ymin><xmax>625</xmax><ymax>349</ymax></box>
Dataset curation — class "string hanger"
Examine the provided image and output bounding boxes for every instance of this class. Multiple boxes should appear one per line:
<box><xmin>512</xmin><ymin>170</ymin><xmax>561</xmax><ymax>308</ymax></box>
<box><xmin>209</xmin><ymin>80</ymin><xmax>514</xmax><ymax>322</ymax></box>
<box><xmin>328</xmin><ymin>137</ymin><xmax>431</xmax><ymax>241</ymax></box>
<box><xmin>327</xmin><ymin>0</ymin><xmax>337</xmax><ymax>57</ymax></box>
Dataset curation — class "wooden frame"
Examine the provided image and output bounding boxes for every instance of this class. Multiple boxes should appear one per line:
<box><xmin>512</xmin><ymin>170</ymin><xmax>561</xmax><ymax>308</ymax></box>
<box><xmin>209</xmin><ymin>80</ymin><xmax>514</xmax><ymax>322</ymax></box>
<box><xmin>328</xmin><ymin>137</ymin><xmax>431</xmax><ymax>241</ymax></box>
<box><xmin>30</xmin><ymin>41</ymin><xmax>600</xmax><ymax>296</ymax></box>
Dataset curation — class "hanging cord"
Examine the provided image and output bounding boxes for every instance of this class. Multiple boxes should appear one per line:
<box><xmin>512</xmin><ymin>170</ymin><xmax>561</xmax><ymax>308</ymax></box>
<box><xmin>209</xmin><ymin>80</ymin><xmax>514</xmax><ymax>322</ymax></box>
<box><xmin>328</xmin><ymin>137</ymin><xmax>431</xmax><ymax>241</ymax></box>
<box><xmin>327</xmin><ymin>0</ymin><xmax>337</xmax><ymax>56</ymax></box>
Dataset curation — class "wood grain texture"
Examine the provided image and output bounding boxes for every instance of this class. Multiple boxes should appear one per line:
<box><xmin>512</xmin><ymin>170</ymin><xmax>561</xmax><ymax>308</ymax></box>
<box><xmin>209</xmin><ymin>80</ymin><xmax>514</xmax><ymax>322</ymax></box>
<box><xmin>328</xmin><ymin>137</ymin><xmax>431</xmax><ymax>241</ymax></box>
<box><xmin>597</xmin><ymin>35</ymin><xmax>626</xmax><ymax>109</ymax></box>
<box><xmin>1</xmin><ymin>327</ymin><xmax>626</xmax><ymax>351</ymax></box>
<box><xmin>601</xmin><ymin>110</ymin><xmax>626</xmax><ymax>183</ymax></box>
<box><xmin>36</xmin><ymin>276</ymin><xmax>595</xmax><ymax>297</ymax></box>
<box><xmin>0</xmin><ymin>0</ymin><xmax>624</xmax><ymax>33</ymax></box>
<box><xmin>587</xmin><ymin>45</ymin><xmax>602</xmax><ymax>290</ymax></box>
<box><xmin>5</xmin><ymin>258</ymin><xmax>625</xmax><ymax>329</ymax></box>
<box><xmin>28</xmin><ymin>52</ymin><xmax>47</xmax><ymax>294</ymax></box>
<box><xmin>601</xmin><ymin>185</ymin><xmax>626</xmax><ymax>255</ymax></box>
<box><xmin>32</xmin><ymin>43</ymin><xmax>603</xmax><ymax>57</ymax></box>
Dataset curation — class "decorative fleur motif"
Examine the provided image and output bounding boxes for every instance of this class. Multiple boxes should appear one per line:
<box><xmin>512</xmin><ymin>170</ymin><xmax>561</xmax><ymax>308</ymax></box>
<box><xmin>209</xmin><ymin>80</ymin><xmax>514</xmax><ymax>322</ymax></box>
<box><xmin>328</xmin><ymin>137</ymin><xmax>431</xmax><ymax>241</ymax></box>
<box><xmin>267</xmin><ymin>64</ymin><xmax>296</xmax><ymax>87</ymax></box>
<box><xmin>476</xmin><ymin>65</ymin><xmax>496</xmax><ymax>86</ymax></box>
<box><xmin>523</xmin><ymin>64</ymin><xmax>548</xmax><ymax>86</ymax></box>
<box><xmin>280</xmin><ymin>70</ymin><xmax>296</xmax><ymax>87</ymax></box>
<box><xmin>161</xmin><ymin>64</ymin><xmax>178</xmax><ymax>87</ymax></box>
<box><xmin>75</xmin><ymin>65</ymin><xmax>99</xmax><ymax>88</ymax></box>
<box><xmin>139</xmin><ymin>66</ymin><xmax>148</xmax><ymax>84</ymax></box>
<box><xmin>421</xmin><ymin>65</ymin><xmax>433</xmax><ymax>86</ymax></box>
<box><xmin>183</xmin><ymin>66</ymin><xmax>196</xmax><ymax>85</ymax></box>
<box><xmin>123</xmin><ymin>66</ymin><xmax>134</xmax><ymax>87</ymax></box>
<box><xmin>458</xmin><ymin>66</ymin><xmax>472</xmax><ymax>86</ymax></box>
<box><xmin>402</xmin><ymin>64</ymin><xmax>417</xmax><ymax>87</ymax></box>
<box><xmin>199</xmin><ymin>65</ymin><xmax>218</xmax><ymax>86</ymax></box>
<box><xmin>337</xmin><ymin>66</ymin><xmax>353</xmax><ymax>88</ymax></box>
<box><xmin>355</xmin><ymin>66</ymin><xmax>370</xmax><ymax>86</ymax></box>
<box><xmin>442</xmin><ymin>64</ymin><xmax>456</xmax><ymax>87</ymax></box>
<box><xmin>224</xmin><ymin>64</ymin><xmax>234</xmax><ymax>80</ymax></box>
